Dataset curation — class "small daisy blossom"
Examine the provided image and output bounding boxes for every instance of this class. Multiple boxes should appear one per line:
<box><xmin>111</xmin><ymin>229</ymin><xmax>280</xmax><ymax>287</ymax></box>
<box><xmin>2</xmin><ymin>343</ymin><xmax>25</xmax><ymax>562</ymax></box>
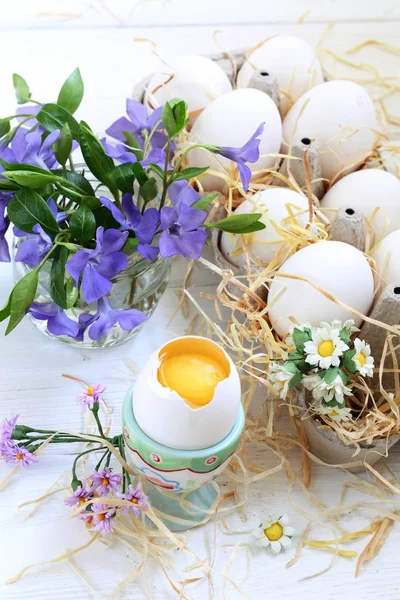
<box><xmin>301</xmin><ymin>372</ymin><xmax>322</xmax><ymax>394</ymax></box>
<box><xmin>315</xmin><ymin>403</ymin><xmax>352</xmax><ymax>421</ymax></box>
<box><xmin>91</xmin><ymin>503</ymin><xmax>117</xmax><ymax>534</ymax></box>
<box><xmin>252</xmin><ymin>514</ymin><xmax>296</xmax><ymax>555</ymax></box>
<box><xmin>304</xmin><ymin>326</ymin><xmax>349</xmax><ymax>369</ymax></box>
<box><xmin>352</xmin><ymin>338</ymin><xmax>374</xmax><ymax>377</ymax></box>
<box><xmin>76</xmin><ymin>384</ymin><xmax>106</xmax><ymax>408</ymax></box>
<box><xmin>320</xmin><ymin>319</ymin><xmax>359</xmax><ymax>334</ymax></box>
<box><xmin>317</xmin><ymin>374</ymin><xmax>352</xmax><ymax>404</ymax></box>
<box><xmin>269</xmin><ymin>363</ymin><xmax>295</xmax><ymax>399</ymax></box>
<box><xmin>90</xmin><ymin>467</ymin><xmax>122</xmax><ymax>496</ymax></box>
<box><xmin>5</xmin><ymin>445</ymin><xmax>38</xmax><ymax>467</ymax></box>
<box><xmin>118</xmin><ymin>482</ymin><xmax>148</xmax><ymax>517</ymax></box>
<box><xmin>65</xmin><ymin>485</ymin><xmax>93</xmax><ymax>507</ymax></box>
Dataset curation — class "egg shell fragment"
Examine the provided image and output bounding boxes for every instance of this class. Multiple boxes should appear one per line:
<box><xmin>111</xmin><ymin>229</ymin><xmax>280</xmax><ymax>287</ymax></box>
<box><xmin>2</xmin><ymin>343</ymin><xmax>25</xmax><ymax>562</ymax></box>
<box><xmin>220</xmin><ymin>187</ymin><xmax>310</xmax><ymax>266</ymax></box>
<box><xmin>187</xmin><ymin>88</ymin><xmax>282</xmax><ymax>191</ymax></box>
<box><xmin>237</xmin><ymin>35</ymin><xmax>324</xmax><ymax>115</ymax></box>
<box><xmin>321</xmin><ymin>169</ymin><xmax>400</xmax><ymax>241</ymax></box>
<box><xmin>132</xmin><ymin>336</ymin><xmax>241</xmax><ymax>451</ymax></box>
<box><xmin>145</xmin><ymin>55</ymin><xmax>233</xmax><ymax>116</ymax></box>
<box><xmin>268</xmin><ymin>241</ymin><xmax>374</xmax><ymax>338</ymax></box>
<box><xmin>371</xmin><ymin>229</ymin><xmax>400</xmax><ymax>288</ymax></box>
<box><xmin>282</xmin><ymin>80</ymin><xmax>379</xmax><ymax>181</ymax></box>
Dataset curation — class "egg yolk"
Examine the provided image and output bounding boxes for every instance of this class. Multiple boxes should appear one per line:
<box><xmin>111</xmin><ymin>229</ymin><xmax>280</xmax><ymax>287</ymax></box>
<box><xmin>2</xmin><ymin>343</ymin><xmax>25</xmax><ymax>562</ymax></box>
<box><xmin>157</xmin><ymin>338</ymin><xmax>230</xmax><ymax>407</ymax></box>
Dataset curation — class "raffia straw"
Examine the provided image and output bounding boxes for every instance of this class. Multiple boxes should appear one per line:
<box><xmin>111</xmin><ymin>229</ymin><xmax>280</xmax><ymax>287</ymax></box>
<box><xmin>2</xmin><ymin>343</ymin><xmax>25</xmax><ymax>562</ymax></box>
<box><xmin>355</xmin><ymin>517</ymin><xmax>395</xmax><ymax>576</ymax></box>
<box><xmin>286</xmin><ymin>524</ymin><xmax>311</xmax><ymax>568</ymax></box>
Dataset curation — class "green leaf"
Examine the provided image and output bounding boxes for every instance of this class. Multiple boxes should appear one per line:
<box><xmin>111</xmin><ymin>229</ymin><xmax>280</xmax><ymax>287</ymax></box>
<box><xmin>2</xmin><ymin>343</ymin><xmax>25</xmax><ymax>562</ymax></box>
<box><xmin>283</xmin><ymin>362</ymin><xmax>302</xmax><ymax>388</ymax></box>
<box><xmin>191</xmin><ymin>192</ymin><xmax>219</xmax><ymax>211</ymax></box>
<box><xmin>107</xmin><ymin>163</ymin><xmax>135</xmax><ymax>194</ymax></box>
<box><xmin>0</xmin><ymin>118</ymin><xmax>11</xmax><ymax>137</ymax></box>
<box><xmin>13</xmin><ymin>73</ymin><xmax>31</xmax><ymax>104</ymax></box>
<box><xmin>81</xmin><ymin>195</ymin><xmax>101</xmax><ymax>211</ymax></box>
<box><xmin>79</xmin><ymin>121</ymin><xmax>117</xmax><ymax>194</ymax></box>
<box><xmin>0</xmin><ymin>180</ymin><xmax>20</xmax><ymax>192</ymax></box>
<box><xmin>50</xmin><ymin>245</ymin><xmax>69</xmax><ymax>309</ymax></box>
<box><xmin>124</xmin><ymin>132</ymin><xmax>143</xmax><ymax>160</ymax></box>
<box><xmin>0</xmin><ymin>159</ymin><xmax>50</xmax><ymax>174</ymax></box>
<box><xmin>207</xmin><ymin>213</ymin><xmax>266</xmax><ymax>234</ymax></box>
<box><xmin>0</xmin><ymin>294</ymin><xmax>13</xmax><ymax>322</ymax></box>
<box><xmin>37</xmin><ymin>103</ymin><xmax>80</xmax><ymax>139</ymax></box>
<box><xmin>7</xmin><ymin>188</ymin><xmax>59</xmax><ymax>235</ymax></box>
<box><xmin>172</xmin><ymin>167</ymin><xmax>208</xmax><ymax>182</ymax></box>
<box><xmin>162</xmin><ymin>102</ymin><xmax>177</xmax><ymax>138</ymax></box>
<box><xmin>55</xmin><ymin>122</ymin><xmax>73</xmax><ymax>166</ymax></box>
<box><xmin>286</xmin><ymin>351</ymin><xmax>309</xmax><ymax>372</ymax></box>
<box><xmin>5</xmin><ymin>271</ymin><xmax>38</xmax><ymax>335</ymax></box>
<box><xmin>323</xmin><ymin>367</ymin><xmax>341</xmax><ymax>384</ymax></box>
<box><xmin>3</xmin><ymin>170</ymin><xmax>58</xmax><ymax>188</ymax></box>
<box><xmin>66</xmin><ymin>277</ymin><xmax>79</xmax><ymax>309</ymax></box>
<box><xmin>52</xmin><ymin>168</ymin><xmax>95</xmax><ymax>198</ymax></box>
<box><xmin>292</xmin><ymin>328</ymin><xmax>312</xmax><ymax>353</ymax></box>
<box><xmin>343</xmin><ymin>348</ymin><xmax>357</xmax><ymax>374</ymax></box>
<box><xmin>148</xmin><ymin>162</ymin><xmax>165</xmax><ymax>179</ymax></box>
<box><xmin>162</xmin><ymin>100</ymin><xmax>187</xmax><ymax>138</ymax></box>
<box><xmin>57</xmin><ymin>67</ymin><xmax>84</xmax><ymax>115</ymax></box>
<box><xmin>132</xmin><ymin>162</ymin><xmax>148</xmax><ymax>186</ymax></box>
<box><xmin>140</xmin><ymin>177</ymin><xmax>158</xmax><ymax>204</ymax></box>
<box><xmin>122</xmin><ymin>237</ymin><xmax>139</xmax><ymax>255</ymax></box>
<box><xmin>93</xmin><ymin>206</ymin><xmax>120</xmax><ymax>230</ymax></box>
<box><xmin>339</xmin><ymin>327</ymin><xmax>351</xmax><ymax>345</ymax></box>
<box><xmin>69</xmin><ymin>205</ymin><xmax>96</xmax><ymax>241</ymax></box>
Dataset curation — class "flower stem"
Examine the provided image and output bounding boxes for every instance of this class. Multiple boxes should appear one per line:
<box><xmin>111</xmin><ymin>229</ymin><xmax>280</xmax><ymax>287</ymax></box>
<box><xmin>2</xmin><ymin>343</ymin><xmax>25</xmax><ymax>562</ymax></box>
<box><xmin>159</xmin><ymin>138</ymin><xmax>172</xmax><ymax>208</ymax></box>
<box><xmin>72</xmin><ymin>447</ymin><xmax>99</xmax><ymax>480</ymax></box>
<box><xmin>91</xmin><ymin>405</ymin><xmax>105</xmax><ymax>439</ymax></box>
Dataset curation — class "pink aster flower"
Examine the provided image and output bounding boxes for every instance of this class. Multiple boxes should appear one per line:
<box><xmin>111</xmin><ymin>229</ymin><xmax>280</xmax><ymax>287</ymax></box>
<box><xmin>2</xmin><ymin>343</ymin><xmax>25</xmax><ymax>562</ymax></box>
<box><xmin>118</xmin><ymin>482</ymin><xmax>148</xmax><ymax>517</ymax></box>
<box><xmin>76</xmin><ymin>384</ymin><xmax>106</xmax><ymax>408</ymax></box>
<box><xmin>89</xmin><ymin>467</ymin><xmax>122</xmax><ymax>496</ymax></box>
<box><xmin>65</xmin><ymin>484</ymin><xmax>93</xmax><ymax>507</ymax></box>
<box><xmin>91</xmin><ymin>503</ymin><xmax>117</xmax><ymax>534</ymax></box>
<box><xmin>5</xmin><ymin>445</ymin><xmax>38</xmax><ymax>467</ymax></box>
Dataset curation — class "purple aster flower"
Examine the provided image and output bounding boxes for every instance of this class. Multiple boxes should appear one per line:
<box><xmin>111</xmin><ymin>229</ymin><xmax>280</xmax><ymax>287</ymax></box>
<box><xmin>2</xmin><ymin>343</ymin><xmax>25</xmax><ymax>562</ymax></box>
<box><xmin>65</xmin><ymin>484</ymin><xmax>93</xmax><ymax>507</ymax></box>
<box><xmin>158</xmin><ymin>203</ymin><xmax>207</xmax><ymax>260</ymax></box>
<box><xmin>0</xmin><ymin>414</ymin><xmax>19</xmax><ymax>453</ymax></box>
<box><xmin>99</xmin><ymin>194</ymin><xmax>159</xmax><ymax>260</ymax></box>
<box><xmin>5</xmin><ymin>445</ymin><xmax>38</xmax><ymax>467</ymax></box>
<box><xmin>3</xmin><ymin>128</ymin><xmax>60</xmax><ymax>170</ymax></box>
<box><xmin>66</xmin><ymin>227</ymin><xmax>128</xmax><ymax>304</ymax></box>
<box><xmin>90</xmin><ymin>503</ymin><xmax>117</xmax><ymax>534</ymax></box>
<box><xmin>106</xmin><ymin>100</ymin><xmax>167</xmax><ymax>149</ymax></box>
<box><xmin>168</xmin><ymin>182</ymin><xmax>201</xmax><ymax>209</ymax></box>
<box><xmin>211</xmin><ymin>123</ymin><xmax>264</xmax><ymax>192</ymax></box>
<box><xmin>117</xmin><ymin>482</ymin><xmax>148</xmax><ymax>517</ymax></box>
<box><xmin>86</xmin><ymin>296</ymin><xmax>147</xmax><ymax>341</ymax></box>
<box><xmin>0</xmin><ymin>198</ymin><xmax>10</xmax><ymax>262</ymax></box>
<box><xmin>76</xmin><ymin>384</ymin><xmax>106</xmax><ymax>408</ymax></box>
<box><xmin>29</xmin><ymin>302</ymin><xmax>79</xmax><ymax>338</ymax></box>
<box><xmin>90</xmin><ymin>467</ymin><xmax>122</xmax><ymax>496</ymax></box>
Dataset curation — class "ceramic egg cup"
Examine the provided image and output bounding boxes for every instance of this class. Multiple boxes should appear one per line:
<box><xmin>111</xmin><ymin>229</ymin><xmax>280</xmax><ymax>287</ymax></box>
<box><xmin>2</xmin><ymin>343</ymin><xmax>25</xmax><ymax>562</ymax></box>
<box><xmin>123</xmin><ymin>385</ymin><xmax>245</xmax><ymax>531</ymax></box>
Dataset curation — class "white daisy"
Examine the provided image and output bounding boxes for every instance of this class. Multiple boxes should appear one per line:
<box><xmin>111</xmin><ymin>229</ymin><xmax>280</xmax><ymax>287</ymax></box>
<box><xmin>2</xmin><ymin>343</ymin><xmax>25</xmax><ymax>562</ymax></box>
<box><xmin>252</xmin><ymin>514</ymin><xmax>296</xmax><ymax>555</ymax></box>
<box><xmin>315</xmin><ymin>403</ymin><xmax>352</xmax><ymax>421</ymax></box>
<box><xmin>352</xmin><ymin>338</ymin><xmax>374</xmax><ymax>377</ymax></box>
<box><xmin>304</xmin><ymin>326</ymin><xmax>349</xmax><ymax>369</ymax></box>
<box><xmin>269</xmin><ymin>363</ymin><xmax>294</xmax><ymax>399</ymax></box>
<box><xmin>317</xmin><ymin>374</ymin><xmax>352</xmax><ymax>404</ymax></box>
<box><xmin>320</xmin><ymin>319</ymin><xmax>359</xmax><ymax>334</ymax></box>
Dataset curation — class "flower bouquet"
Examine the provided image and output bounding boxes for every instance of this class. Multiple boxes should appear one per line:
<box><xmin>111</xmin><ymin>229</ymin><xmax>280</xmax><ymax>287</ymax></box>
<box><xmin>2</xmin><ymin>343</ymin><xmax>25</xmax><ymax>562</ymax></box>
<box><xmin>0</xmin><ymin>69</ymin><xmax>266</xmax><ymax>347</ymax></box>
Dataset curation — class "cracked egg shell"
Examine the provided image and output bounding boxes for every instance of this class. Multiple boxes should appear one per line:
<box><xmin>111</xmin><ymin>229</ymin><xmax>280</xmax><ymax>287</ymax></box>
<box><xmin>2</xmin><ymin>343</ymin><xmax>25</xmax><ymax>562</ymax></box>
<box><xmin>132</xmin><ymin>336</ymin><xmax>241</xmax><ymax>450</ymax></box>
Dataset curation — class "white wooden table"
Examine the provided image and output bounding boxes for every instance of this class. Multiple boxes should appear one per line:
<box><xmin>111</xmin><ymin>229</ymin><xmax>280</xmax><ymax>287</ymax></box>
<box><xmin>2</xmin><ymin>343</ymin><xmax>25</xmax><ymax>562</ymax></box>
<box><xmin>1</xmin><ymin>2</ymin><xmax>400</xmax><ymax>598</ymax></box>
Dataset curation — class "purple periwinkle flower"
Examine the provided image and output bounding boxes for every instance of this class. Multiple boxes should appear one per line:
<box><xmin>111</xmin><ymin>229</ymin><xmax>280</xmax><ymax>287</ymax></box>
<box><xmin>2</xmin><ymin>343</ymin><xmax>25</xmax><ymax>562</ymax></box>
<box><xmin>117</xmin><ymin>482</ymin><xmax>148</xmax><ymax>517</ymax></box>
<box><xmin>90</xmin><ymin>467</ymin><xmax>122</xmax><ymax>496</ymax></box>
<box><xmin>106</xmin><ymin>100</ymin><xmax>167</xmax><ymax>149</ymax></box>
<box><xmin>29</xmin><ymin>302</ymin><xmax>79</xmax><ymax>338</ymax></box>
<box><xmin>90</xmin><ymin>503</ymin><xmax>117</xmax><ymax>534</ymax></box>
<box><xmin>76</xmin><ymin>384</ymin><xmax>106</xmax><ymax>408</ymax></box>
<box><xmin>0</xmin><ymin>198</ymin><xmax>10</xmax><ymax>262</ymax></box>
<box><xmin>168</xmin><ymin>182</ymin><xmax>201</xmax><ymax>209</ymax></box>
<box><xmin>158</xmin><ymin>203</ymin><xmax>207</xmax><ymax>260</ymax></box>
<box><xmin>65</xmin><ymin>485</ymin><xmax>93</xmax><ymax>507</ymax></box>
<box><xmin>66</xmin><ymin>227</ymin><xmax>128</xmax><ymax>304</ymax></box>
<box><xmin>3</xmin><ymin>128</ymin><xmax>60</xmax><ymax>170</ymax></box>
<box><xmin>86</xmin><ymin>296</ymin><xmax>147</xmax><ymax>341</ymax></box>
<box><xmin>5</xmin><ymin>445</ymin><xmax>38</xmax><ymax>467</ymax></box>
<box><xmin>16</xmin><ymin>104</ymin><xmax>46</xmax><ymax>133</ymax></box>
<box><xmin>211</xmin><ymin>123</ymin><xmax>264</xmax><ymax>192</ymax></box>
<box><xmin>99</xmin><ymin>194</ymin><xmax>159</xmax><ymax>260</ymax></box>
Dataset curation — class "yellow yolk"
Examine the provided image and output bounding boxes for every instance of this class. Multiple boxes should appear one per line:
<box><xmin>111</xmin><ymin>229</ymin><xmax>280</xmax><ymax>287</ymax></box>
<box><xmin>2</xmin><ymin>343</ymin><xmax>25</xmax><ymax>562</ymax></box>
<box><xmin>157</xmin><ymin>338</ymin><xmax>230</xmax><ymax>407</ymax></box>
<box><xmin>357</xmin><ymin>352</ymin><xmax>366</xmax><ymax>367</ymax></box>
<box><xmin>318</xmin><ymin>340</ymin><xmax>334</xmax><ymax>357</ymax></box>
<box><xmin>264</xmin><ymin>522</ymin><xmax>283</xmax><ymax>541</ymax></box>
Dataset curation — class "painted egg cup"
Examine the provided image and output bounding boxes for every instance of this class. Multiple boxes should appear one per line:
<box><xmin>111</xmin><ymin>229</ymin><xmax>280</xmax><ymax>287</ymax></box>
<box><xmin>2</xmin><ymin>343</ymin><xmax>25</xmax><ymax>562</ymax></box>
<box><xmin>123</xmin><ymin>385</ymin><xmax>245</xmax><ymax>530</ymax></box>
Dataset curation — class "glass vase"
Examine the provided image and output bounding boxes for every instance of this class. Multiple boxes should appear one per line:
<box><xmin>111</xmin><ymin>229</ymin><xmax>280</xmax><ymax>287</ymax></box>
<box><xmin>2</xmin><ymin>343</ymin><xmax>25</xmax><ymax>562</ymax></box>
<box><xmin>12</xmin><ymin>245</ymin><xmax>171</xmax><ymax>348</ymax></box>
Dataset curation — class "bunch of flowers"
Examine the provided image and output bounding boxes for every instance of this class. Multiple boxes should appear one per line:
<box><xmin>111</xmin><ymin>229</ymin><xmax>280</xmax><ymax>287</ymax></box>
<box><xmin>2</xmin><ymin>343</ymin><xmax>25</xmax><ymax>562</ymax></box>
<box><xmin>0</xmin><ymin>383</ymin><xmax>148</xmax><ymax>535</ymax></box>
<box><xmin>0</xmin><ymin>69</ymin><xmax>266</xmax><ymax>340</ymax></box>
<box><xmin>269</xmin><ymin>320</ymin><xmax>375</xmax><ymax>421</ymax></box>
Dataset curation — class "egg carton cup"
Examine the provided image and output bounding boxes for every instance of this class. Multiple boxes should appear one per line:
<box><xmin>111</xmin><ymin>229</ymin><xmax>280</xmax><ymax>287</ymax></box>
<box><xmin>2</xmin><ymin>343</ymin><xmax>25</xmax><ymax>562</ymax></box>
<box><xmin>294</xmin><ymin>389</ymin><xmax>400</xmax><ymax>473</ymax></box>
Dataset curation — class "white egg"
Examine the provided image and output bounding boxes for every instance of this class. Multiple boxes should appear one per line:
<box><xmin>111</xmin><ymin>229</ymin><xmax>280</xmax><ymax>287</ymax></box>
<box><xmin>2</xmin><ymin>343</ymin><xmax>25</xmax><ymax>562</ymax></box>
<box><xmin>237</xmin><ymin>35</ymin><xmax>324</xmax><ymax>115</ymax></box>
<box><xmin>321</xmin><ymin>169</ymin><xmax>400</xmax><ymax>241</ymax></box>
<box><xmin>145</xmin><ymin>55</ymin><xmax>232</xmax><ymax>117</ymax></box>
<box><xmin>187</xmin><ymin>89</ymin><xmax>282</xmax><ymax>191</ymax></box>
<box><xmin>268</xmin><ymin>241</ymin><xmax>374</xmax><ymax>338</ymax></box>
<box><xmin>371</xmin><ymin>229</ymin><xmax>400</xmax><ymax>287</ymax></box>
<box><xmin>379</xmin><ymin>140</ymin><xmax>400</xmax><ymax>178</ymax></box>
<box><xmin>132</xmin><ymin>336</ymin><xmax>241</xmax><ymax>451</ymax></box>
<box><xmin>220</xmin><ymin>187</ymin><xmax>310</xmax><ymax>266</ymax></box>
<box><xmin>282</xmin><ymin>80</ymin><xmax>379</xmax><ymax>181</ymax></box>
